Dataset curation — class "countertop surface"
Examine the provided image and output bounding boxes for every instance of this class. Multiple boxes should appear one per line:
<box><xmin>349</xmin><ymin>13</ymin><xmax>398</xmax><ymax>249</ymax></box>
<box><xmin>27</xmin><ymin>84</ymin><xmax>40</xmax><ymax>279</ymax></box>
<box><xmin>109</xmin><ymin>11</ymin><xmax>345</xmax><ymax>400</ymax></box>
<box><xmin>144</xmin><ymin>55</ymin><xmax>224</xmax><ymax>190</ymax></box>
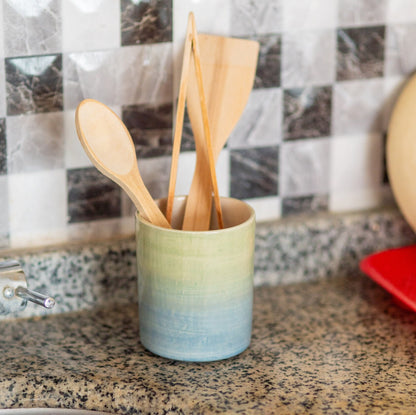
<box><xmin>1</xmin><ymin>274</ymin><xmax>416</xmax><ymax>414</ymax></box>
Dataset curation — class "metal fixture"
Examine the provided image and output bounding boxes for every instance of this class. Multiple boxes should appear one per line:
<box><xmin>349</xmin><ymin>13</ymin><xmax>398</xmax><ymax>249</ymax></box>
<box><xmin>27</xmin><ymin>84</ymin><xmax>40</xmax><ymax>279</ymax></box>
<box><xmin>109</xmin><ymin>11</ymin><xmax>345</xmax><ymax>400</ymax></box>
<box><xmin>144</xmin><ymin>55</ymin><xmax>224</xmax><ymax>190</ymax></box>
<box><xmin>0</xmin><ymin>260</ymin><xmax>55</xmax><ymax>315</ymax></box>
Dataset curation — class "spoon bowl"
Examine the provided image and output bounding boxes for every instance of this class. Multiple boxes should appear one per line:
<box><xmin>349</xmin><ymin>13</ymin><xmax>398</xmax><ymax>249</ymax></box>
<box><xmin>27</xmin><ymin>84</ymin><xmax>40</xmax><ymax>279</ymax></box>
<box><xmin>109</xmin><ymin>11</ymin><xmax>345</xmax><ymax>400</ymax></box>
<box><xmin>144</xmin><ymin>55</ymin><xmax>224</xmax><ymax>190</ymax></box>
<box><xmin>75</xmin><ymin>99</ymin><xmax>170</xmax><ymax>228</ymax></box>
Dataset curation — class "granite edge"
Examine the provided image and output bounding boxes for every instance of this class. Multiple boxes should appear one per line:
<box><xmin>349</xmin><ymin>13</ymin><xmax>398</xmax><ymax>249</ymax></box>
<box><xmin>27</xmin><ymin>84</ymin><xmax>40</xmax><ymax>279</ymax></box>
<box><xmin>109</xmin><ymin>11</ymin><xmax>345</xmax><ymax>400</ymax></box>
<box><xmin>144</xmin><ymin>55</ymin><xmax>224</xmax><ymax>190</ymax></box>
<box><xmin>0</xmin><ymin>207</ymin><xmax>414</xmax><ymax>319</ymax></box>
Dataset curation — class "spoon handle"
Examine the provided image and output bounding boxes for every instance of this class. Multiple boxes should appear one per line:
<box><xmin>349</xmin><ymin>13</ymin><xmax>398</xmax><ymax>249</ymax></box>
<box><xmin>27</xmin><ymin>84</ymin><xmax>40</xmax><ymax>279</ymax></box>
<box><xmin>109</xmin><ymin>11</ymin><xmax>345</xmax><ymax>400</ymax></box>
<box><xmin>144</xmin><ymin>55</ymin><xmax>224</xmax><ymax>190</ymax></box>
<box><xmin>120</xmin><ymin>171</ymin><xmax>171</xmax><ymax>228</ymax></box>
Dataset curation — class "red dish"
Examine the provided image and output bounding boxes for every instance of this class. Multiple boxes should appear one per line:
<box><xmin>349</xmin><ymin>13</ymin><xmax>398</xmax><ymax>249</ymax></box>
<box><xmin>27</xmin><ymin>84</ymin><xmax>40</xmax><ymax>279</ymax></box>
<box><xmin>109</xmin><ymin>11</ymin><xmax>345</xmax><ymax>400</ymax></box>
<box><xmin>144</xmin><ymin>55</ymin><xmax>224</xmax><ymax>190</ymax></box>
<box><xmin>360</xmin><ymin>244</ymin><xmax>416</xmax><ymax>311</ymax></box>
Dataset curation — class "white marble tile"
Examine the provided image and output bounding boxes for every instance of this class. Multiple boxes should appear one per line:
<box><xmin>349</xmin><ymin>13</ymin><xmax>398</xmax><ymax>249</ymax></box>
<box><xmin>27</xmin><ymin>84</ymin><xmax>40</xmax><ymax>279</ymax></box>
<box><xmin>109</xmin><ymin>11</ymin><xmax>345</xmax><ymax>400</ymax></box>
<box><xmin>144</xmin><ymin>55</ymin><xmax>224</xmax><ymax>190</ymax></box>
<box><xmin>138</xmin><ymin>155</ymin><xmax>171</xmax><ymax>201</ymax></box>
<box><xmin>3</xmin><ymin>0</ymin><xmax>61</xmax><ymax>57</ymax></box>
<box><xmin>281</xmin><ymin>30</ymin><xmax>335</xmax><ymax>88</ymax></box>
<box><xmin>332</xmin><ymin>79</ymin><xmax>386</xmax><ymax>136</ymax></box>
<box><xmin>329</xmin><ymin>187</ymin><xmax>385</xmax><ymax>212</ymax></box>
<box><xmin>67</xmin><ymin>216</ymin><xmax>135</xmax><ymax>244</ymax></box>
<box><xmin>173</xmin><ymin>0</ymin><xmax>231</xmax><ymax>40</ymax></box>
<box><xmin>64</xmin><ymin>49</ymin><xmax>117</xmax><ymax>109</ymax></box>
<box><xmin>8</xmin><ymin>170</ymin><xmax>68</xmax><ymax>248</ymax></box>
<box><xmin>385</xmin><ymin>23</ymin><xmax>416</xmax><ymax>77</ymax></box>
<box><xmin>64</xmin><ymin>110</ymin><xmax>92</xmax><ymax>169</ymax></box>
<box><xmin>118</xmin><ymin>44</ymin><xmax>173</xmax><ymax>106</ymax></box>
<box><xmin>172</xmin><ymin>0</ymin><xmax>231</xmax><ymax>95</ymax></box>
<box><xmin>0</xmin><ymin>175</ymin><xmax>9</xmax><ymax>247</ymax></box>
<box><xmin>0</xmin><ymin>59</ymin><xmax>5</xmax><ymax>118</ymax></box>
<box><xmin>216</xmin><ymin>148</ymin><xmax>230</xmax><ymax>197</ymax></box>
<box><xmin>62</xmin><ymin>0</ymin><xmax>121</xmax><ymax>52</ymax></box>
<box><xmin>0</xmin><ymin>0</ymin><xmax>4</xmax><ymax>58</ymax></box>
<box><xmin>172</xmin><ymin>149</ymin><xmax>230</xmax><ymax>198</ymax></box>
<box><xmin>280</xmin><ymin>137</ymin><xmax>330</xmax><ymax>198</ymax></box>
<box><xmin>174</xmin><ymin>151</ymin><xmax>196</xmax><ymax>197</ymax></box>
<box><xmin>229</xmin><ymin>88</ymin><xmax>282</xmax><ymax>149</ymax></box>
<box><xmin>64</xmin><ymin>43</ymin><xmax>173</xmax><ymax>109</ymax></box>
<box><xmin>7</xmin><ymin>112</ymin><xmax>64</xmax><ymax>174</ymax></box>
<box><xmin>329</xmin><ymin>134</ymin><xmax>384</xmax><ymax>212</ymax></box>
<box><xmin>230</xmin><ymin>0</ymin><xmax>282</xmax><ymax>36</ymax></box>
<box><xmin>244</xmin><ymin>196</ymin><xmax>281</xmax><ymax>223</ymax></box>
<box><xmin>338</xmin><ymin>0</ymin><xmax>387</xmax><ymax>27</ymax></box>
<box><xmin>281</xmin><ymin>0</ymin><xmax>338</xmax><ymax>32</ymax></box>
<box><xmin>386</xmin><ymin>0</ymin><xmax>416</xmax><ymax>23</ymax></box>
<box><xmin>64</xmin><ymin>104</ymin><xmax>122</xmax><ymax>170</ymax></box>
<box><xmin>0</xmin><ymin>0</ymin><xmax>4</xmax><ymax>116</ymax></box>
<box><xmin>382</xmin><ymin>76</ymin><xmax>407</xmax><ymax>131</ymax></box>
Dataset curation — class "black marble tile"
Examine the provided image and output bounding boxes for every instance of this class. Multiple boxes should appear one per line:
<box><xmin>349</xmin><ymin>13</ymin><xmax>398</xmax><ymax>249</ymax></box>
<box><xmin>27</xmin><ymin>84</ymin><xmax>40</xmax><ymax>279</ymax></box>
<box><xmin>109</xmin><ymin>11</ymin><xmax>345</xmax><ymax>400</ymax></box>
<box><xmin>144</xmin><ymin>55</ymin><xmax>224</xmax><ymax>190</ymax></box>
<box><xmin>230</xmin><ymin>146</ymin><xmax>278</xmax><ymax>199</ymax></box>
<box><xmin>282</xmin><ymin>194</ymin><xmax>328</xmax><ymax>216</ymax></box>
<box><xmin>121</xmin><ymin>0</ymin><xmax>172</xmax><ymax>45</ymax></box>
<box><xmin>67</xmin><ymin>168</ymin><xmax>121</xmax><ymax>224</ymax></box>
<box><xmin>5</xmin><ymin>54</ymin><xmax>63</xmax><ymax>115</ymax></box>
<box><xmin>337</xmin><ymin>26</ymin><xmax>385</xmax><ymax>81</ymax></box>
<box><xmin>122</xmin><ymin>102</ymin><xmax>172</xmax><ymax>158</ymax></box>
<box><xmin>252</xmin><ymin>34</ymin><xmax>281</xmax><ymax>89</ymax></box>
<box><xmin>0</xmin><ymin>119</ymin><xmax>6</xmax><ymax>175</ymax></box>
<box><xmin>180</xmin><ymin>106</ymin><xmax>196</xmax><ymax>152</ymax></box>
<box><xmin>283</xmin><ymin>86</ymin><xmax>332</xmax><ymax>140</ymax></box>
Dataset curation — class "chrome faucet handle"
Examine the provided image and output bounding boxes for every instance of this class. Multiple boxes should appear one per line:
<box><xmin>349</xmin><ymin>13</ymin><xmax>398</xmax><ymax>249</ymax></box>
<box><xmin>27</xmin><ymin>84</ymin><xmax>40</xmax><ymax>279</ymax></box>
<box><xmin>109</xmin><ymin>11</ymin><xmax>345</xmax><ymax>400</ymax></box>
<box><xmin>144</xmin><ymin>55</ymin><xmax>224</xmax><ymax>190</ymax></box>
<box><xmin>15</xmin><ymin>286</ymin><xmax>55</xmax><ymax>309</ymax></box>
<box><xmin>0</xmin><ymin>260</ymin><xmax>55</xmax><ymax>315</ymax></box>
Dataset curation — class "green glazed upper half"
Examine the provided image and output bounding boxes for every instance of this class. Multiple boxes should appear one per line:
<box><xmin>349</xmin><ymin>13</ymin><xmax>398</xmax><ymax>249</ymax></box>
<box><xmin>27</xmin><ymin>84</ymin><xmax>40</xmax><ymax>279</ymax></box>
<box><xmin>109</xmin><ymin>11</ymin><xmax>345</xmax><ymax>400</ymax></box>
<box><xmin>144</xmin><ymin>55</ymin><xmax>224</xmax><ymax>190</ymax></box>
<box><xmin>136</xmin><ymin>197</ymin><xmax>256</xmax><ymax>289</ymax></box>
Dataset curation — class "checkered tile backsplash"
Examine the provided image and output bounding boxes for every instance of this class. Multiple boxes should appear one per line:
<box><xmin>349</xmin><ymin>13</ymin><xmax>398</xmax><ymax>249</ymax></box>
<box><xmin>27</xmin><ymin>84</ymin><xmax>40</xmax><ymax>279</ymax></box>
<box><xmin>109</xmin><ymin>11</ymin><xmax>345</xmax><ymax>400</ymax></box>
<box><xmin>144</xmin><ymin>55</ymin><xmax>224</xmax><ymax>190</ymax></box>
<box><xmin>0</xmin><ymin>0</ymin><xmax>412</xmax><ymax>249</ymax></box>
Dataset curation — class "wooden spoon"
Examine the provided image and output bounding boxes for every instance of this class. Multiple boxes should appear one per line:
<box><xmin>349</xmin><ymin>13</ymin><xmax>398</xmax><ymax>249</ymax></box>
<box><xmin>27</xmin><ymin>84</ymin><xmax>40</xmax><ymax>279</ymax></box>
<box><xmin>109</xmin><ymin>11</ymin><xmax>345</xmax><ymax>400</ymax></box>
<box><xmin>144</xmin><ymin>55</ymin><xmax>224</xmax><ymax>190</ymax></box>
<box><xmin>182</xmin><ymin>34</ymin><xmax>259</xmax><ymax>231</ymax></box>
<box><xmin>75</xmin><ymin>99</ymin><xmax>171</xmax><ymax>228</ymax></box>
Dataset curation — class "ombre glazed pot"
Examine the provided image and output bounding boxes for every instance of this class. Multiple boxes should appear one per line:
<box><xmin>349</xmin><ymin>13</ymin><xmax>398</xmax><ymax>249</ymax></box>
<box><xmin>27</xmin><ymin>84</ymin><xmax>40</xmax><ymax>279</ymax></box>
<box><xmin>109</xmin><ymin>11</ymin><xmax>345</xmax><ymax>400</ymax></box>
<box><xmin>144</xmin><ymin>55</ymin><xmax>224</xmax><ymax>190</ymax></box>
<box><xmin>136</xmin><ymin>196</ymin><xmax>255</xmax><ymax>362</ymax></box>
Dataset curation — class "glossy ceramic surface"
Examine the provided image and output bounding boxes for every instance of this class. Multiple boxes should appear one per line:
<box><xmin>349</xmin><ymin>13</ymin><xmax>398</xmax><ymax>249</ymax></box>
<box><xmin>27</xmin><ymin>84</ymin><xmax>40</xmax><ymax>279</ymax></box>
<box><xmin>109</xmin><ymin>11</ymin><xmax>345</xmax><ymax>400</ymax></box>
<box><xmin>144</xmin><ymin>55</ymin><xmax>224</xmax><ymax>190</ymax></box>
<box><xmin>136</xmin><ymin>197</ymin><xmax>255</xmax><ymax>361</ymax></box>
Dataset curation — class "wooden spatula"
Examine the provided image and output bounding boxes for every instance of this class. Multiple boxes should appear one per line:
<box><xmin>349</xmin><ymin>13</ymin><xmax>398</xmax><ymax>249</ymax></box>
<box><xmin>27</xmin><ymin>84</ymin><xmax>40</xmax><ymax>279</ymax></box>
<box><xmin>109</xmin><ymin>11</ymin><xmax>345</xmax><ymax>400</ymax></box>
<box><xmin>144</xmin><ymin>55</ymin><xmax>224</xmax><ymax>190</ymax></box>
<box><xmin>182</xmin><ymin>34</ymin><xmax>259</xmax><ymax>231</ymax></box>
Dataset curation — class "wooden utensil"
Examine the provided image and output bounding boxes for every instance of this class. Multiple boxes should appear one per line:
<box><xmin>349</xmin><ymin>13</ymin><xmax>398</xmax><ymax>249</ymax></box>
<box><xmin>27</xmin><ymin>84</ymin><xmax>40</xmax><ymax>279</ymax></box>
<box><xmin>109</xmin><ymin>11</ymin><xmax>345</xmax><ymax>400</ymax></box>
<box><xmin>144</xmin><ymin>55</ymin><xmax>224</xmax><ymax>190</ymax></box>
<box><xmin>387</xmin><ymin>72</ymin><xmax>416</xmax><ymax>232</ymax></box>
<box><xmin>166</xmin><ymin>12</ymin><xmax>193</xmax><ymax>224</ymax></box>
<box><xmin>166</xmin><ymin>13</ymin><xmax>224</xmax><ymax>229</ymax></box>
<box><xmin>188</xmin><ymin>14</ymin><xmax>224</xmax><ymax>230</ymax></box>
<box><xmin>75</xmin><ymin>99</ymin><xmax>171</xmax><ymax>229</ymax></box>
<box><xmin>182</xmin><ymin>34</ymin><xmax>259</xmax><ymax>231</ymax></box>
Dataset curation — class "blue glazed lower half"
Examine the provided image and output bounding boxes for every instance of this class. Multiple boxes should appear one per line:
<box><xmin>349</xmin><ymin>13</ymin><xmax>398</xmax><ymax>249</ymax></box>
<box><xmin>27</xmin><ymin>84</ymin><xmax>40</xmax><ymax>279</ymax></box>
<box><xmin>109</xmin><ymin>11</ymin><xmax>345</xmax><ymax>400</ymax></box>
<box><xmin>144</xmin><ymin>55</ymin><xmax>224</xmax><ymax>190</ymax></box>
<box><xmin>139</xmin><ymin>293</ymin><xmax>253</xmax><ymax>361</ymax></box>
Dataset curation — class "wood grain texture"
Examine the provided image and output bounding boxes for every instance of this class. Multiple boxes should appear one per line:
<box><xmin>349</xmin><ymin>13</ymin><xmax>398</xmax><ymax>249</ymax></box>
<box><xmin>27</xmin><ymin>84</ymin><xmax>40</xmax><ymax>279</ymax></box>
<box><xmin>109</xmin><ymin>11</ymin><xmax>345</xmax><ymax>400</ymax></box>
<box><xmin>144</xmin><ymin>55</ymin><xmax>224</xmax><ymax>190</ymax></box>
<box><xmin>166</xmin><ymin>13</ymin><xmax>193</xmax><ymax>224</ymax></box>
<box><xmin>76</xmin><ymin>99</ymin><xmax>171</xmax><ymax>229</ymax></box>
<box><xmin>182</xmin><ymin>34</ymin><xmax>259</xmax><ymax>230</ymax></box>
<box><xmin>387</xmin><ymin>73</ymin><xmax>416</xmax><ymax>233</ymax></box>
<box><xmin>189</xmin><ymin>15</ymin><xmax>224</xmax><ymax>229</ymax></box>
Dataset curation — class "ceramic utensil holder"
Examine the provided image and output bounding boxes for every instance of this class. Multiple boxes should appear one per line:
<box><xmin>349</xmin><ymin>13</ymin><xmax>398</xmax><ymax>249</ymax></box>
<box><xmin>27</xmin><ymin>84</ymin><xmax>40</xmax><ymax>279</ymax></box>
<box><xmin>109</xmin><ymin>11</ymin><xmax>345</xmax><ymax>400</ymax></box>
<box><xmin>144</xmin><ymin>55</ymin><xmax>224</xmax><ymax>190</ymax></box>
<box><xmin>136</xmin><ymin>196</ymin><xmax>255</xmax><ymax>362</ymax></box>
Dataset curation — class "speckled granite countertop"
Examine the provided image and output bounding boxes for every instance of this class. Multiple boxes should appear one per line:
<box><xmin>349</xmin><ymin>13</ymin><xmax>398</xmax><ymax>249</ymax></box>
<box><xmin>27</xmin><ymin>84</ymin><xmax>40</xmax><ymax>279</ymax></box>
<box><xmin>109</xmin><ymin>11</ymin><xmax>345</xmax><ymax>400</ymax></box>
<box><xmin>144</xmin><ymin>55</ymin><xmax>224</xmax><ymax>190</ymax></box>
<box><xmin>1</xmin><ymin>274</ymin><xmax>416</xmax><ymax>414</ymax></box>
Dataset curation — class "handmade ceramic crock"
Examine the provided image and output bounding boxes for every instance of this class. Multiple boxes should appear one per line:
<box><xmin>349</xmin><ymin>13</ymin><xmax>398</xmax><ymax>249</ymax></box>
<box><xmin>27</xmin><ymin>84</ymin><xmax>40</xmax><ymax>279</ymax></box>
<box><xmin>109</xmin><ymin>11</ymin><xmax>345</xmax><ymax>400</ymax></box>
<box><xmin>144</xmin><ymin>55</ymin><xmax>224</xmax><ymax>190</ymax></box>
<box><xmin>136</xmin><ymin>196</ymin><xmax>255</xmax><ymax>362</ymax></box>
